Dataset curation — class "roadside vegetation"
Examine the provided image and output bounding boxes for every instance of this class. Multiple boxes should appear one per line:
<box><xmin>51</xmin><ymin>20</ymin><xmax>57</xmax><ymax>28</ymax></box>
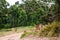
<box><xmin>0</xmin><ymin>26</ymin><xmax>34</xmax><ymax>37</ymax></box>
<box><xmin>21</xmin><ymin>21</ymin><xmax>60</xmax><ymax>38</ymax></box>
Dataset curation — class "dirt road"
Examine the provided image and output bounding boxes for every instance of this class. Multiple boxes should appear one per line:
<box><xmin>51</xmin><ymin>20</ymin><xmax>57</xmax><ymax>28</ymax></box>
<box><xmin>0</xmin><ymin>32</ymin><xmax>23</xmax><ymax>40</ymax></box>
<box><xmin>0</xmin><ymin>32</ymin><xmax>60</xmax><ymax>40</ymax></box>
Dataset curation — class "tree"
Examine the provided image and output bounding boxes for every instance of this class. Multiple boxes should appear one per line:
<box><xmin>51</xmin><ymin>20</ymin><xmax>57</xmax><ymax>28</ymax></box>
<box><xmin>55</xmin><ymin>0</ymin><xmax>60</xmax><ymax>21</ymax></box>
<box><xmin>0</xmin><ymin>0</ymin><xmax>9</xmax><ymax>29</ymax></box>
<box><xmin>21</xmin><ymin>0</ymin><xmax>51</xmax><ymax>25</ymax></box>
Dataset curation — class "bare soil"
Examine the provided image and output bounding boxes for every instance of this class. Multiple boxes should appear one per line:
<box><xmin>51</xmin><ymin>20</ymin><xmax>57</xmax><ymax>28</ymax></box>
<box><xmin>0</xmin><ymin>32</ymin><xmax>60</xmax><ymax>40</ymax></box>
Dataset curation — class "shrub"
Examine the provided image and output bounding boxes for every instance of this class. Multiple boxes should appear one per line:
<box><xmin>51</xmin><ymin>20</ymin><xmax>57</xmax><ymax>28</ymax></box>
<box><xmin>39</xmin><ymin>21</ymin><xmax>60</xmax><ymax>37</ymax></box>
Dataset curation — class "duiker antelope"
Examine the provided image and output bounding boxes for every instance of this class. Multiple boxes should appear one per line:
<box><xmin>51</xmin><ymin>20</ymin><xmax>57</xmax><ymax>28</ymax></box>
<box><xmin>35</xmin><ymin>24</ymin><xmax>44</xmax><ymax>31</ymax></box>
<box><xmin>14</xmin><ymin>27</ymin><xmax>17</xmax><ymax>32</ymax></box>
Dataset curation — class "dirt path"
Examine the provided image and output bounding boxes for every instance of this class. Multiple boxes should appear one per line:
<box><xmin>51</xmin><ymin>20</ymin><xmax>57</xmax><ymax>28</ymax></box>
<box><xmin>0</xmin><ymin>32</ymin><xmax>23</xmax><ymax>40</ymax></box>
<box><xmin>0</xmin><ymin>32</ymin><xmax>60</xmax><ymax>40</ymax></box>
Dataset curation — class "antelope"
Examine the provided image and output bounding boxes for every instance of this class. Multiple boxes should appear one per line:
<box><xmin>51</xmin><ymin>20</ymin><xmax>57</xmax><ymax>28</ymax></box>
<box><xmin>35</xmin><ymin>24</ymin><xmax>44</xmax><ymax>31</ymax></box>
<box><xmin>14</xmin><ymin>27</ymin><xmax>17</xmax><ymax>32</ymax></box>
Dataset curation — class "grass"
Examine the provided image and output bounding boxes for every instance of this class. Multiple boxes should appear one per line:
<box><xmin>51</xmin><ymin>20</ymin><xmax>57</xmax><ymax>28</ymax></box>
<box><xmin>0</xmin><ymin>26</ymin><xmax>34</xmax><ymax>37</ymax></box>
<box><xmin>21</xmin><ymin>21</ymin><xmax>60</xmax><ymax>38</ymax></box>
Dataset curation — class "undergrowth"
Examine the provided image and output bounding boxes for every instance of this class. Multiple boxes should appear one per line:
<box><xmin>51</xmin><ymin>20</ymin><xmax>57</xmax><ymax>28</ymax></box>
<box><xmin>20</xmin><ymin>21</ymin><xmax>60</xmax><ymax>38</ymax></box>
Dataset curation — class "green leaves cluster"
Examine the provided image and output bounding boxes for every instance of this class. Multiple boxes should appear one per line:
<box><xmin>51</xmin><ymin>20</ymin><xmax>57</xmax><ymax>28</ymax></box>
<box><xmin>0</xmin><ymin>0</ymin><xmax>60</xmax><ymax>29</ymax></box>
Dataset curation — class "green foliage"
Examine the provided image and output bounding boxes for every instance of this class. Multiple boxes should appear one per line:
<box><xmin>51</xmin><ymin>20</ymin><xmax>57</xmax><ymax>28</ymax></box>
<box><xmin>0</xmin><ymin>0</ymin><xmax>60</xmax><ymax>31</ymax></box>
<box><xmin>0</xmin><ymin>0</ymin><xmax>50</xmax><ymax>29</ymax></box>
